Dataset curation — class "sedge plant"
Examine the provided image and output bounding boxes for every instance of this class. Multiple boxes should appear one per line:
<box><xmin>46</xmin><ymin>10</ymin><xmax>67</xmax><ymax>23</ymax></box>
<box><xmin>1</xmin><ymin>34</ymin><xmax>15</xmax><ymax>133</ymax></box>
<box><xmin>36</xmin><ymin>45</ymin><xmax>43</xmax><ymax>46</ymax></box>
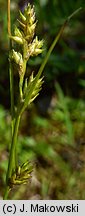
<box><xmin>3</xmin><ymin>0</ymin><xmax>82</xmax><ymax>199</ymax></box>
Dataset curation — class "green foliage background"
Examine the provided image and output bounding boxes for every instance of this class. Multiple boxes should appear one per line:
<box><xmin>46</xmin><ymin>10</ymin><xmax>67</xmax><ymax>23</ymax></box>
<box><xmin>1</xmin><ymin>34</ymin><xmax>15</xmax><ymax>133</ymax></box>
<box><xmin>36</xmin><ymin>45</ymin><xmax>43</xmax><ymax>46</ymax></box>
<box><xmin>0</xmin><ymin>0</ymin><xmax>85</xmax><ymax>199</ymax></box>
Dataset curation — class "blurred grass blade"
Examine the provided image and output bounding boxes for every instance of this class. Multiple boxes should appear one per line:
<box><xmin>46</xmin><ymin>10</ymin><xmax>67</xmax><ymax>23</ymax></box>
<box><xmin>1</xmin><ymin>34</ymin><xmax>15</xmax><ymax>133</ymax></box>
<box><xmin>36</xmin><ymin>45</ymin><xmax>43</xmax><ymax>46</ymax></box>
<box><xmin>55</xmin><ymin>82</ymin><xmax>74</xmax><ymax>146</ymax></box>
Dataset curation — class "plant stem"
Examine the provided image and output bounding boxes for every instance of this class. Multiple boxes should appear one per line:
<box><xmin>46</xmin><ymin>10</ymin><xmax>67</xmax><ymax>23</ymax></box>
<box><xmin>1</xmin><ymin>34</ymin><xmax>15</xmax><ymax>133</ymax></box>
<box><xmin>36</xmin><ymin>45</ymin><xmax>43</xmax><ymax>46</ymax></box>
<box><xmin>4</xmin><ymin>0</ymin><xmax>15</xmax><ymax>198</ymax></box>
<box><xmin>36</xmin><ymin>7</ymin><xmax>82</xmax><ymax>81</ymax></box>
<box><xmin>36</xmin><ymin>21</ymin><xmax>67</xmax><ymax>81</ymax></box>
<box><xmin>8</xmin><ymin>0</ymin><xmax>17</xmax><ymax>177</ymax></box>
<box><xmin>3</xmin><ymin>186</ymin><xmax>10</xmax><ymax>200</ymax></box>
<box><xmin>9</xmin><ymin>62</ymin><xmax>15</xmax><ymax>134</ymax></box>
<box><xmin>7</xmin><ymin>0</ymin><xmax>11</xmax><ymax>36</ymax></box>
<box><xmin>3</xmin><ymin>113</ymin><xmax>21</xmax><ymax>199</ymax></box>
<box><xmin>7</xmin><ymin>0</ymin><xmax>15</xmax><ymax>134</ymax></box>
<box><xmin>3</xmin><ymin>0</ymin><xmax>16</xmax><ymax>200</ymax></box>
<box><xmin>7</xmin><ymin>114</ymin><xmax>21</xmax><ymax>180</ymax></box>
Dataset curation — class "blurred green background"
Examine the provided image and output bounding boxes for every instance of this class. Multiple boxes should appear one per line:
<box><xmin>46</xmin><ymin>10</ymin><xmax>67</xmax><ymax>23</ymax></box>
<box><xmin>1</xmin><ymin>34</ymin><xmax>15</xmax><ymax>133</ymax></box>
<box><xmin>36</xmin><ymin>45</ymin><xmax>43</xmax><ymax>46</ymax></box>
<box><xmin>0</xmin><ymin>0</ymin><xmax>85</xmax><ymax>199</ymax></box>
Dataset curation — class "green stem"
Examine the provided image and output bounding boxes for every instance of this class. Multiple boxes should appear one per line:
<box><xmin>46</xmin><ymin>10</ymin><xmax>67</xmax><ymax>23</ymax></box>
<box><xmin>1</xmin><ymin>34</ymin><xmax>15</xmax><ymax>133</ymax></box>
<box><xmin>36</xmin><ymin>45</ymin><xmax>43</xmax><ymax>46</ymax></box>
<box><xmin>7</xmin><ymin>0</ymin><xmax>11</xmax><ymax>36</ymax></box>
<box><xmin>8</xmin><ymin>0</ymin><xmax>15</xmax><ymax>134</ymax></box>
<box><xmin>7</xmin><ymin>114</ymin><xmax>21</xmax><ymax>180</ymax></box>
<box><xmin>3</xmin><ymin>186</ymin><xmax>10</xmax><ymax>200</ymax></box>
<box><xmin>36</xmin><ymin>22</ymin><xmax>67</xmax><ymax>80</ymax></box>
<box><xmin>3</xmin><ymin>0</ymin><xmax>16</xmax><ymax>200</ymax></box>
<box><xmin>8</xmin><ymin>0</ymin><xmax>15</xmax><ymax>166</ymax></box>
<box><xmin>9</xmin><ymin>62</ymin><xmax>15</xmax><ymax>134</ymax></box>
<box><xmin>3</xmin><ymin>113</ymin><xmax>21</xmax><ymax>199</ymax></box>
